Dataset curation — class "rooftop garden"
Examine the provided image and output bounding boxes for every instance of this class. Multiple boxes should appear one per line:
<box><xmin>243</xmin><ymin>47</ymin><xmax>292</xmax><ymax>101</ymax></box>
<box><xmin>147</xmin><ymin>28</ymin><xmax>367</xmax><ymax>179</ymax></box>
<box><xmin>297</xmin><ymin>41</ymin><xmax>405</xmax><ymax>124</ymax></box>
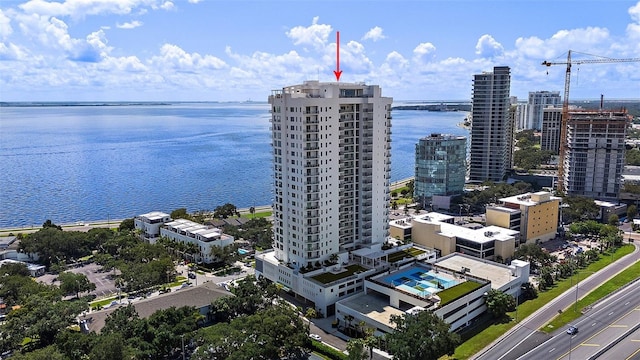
<box><xmin>437</xmin><ymin>281</ymin><xmax>483</xmax><ymax>306</ymax></box>
<box><xmin>310</xmin><ymin>264</ymin><xmax>367</xmax><ymax>284</ymax></box>
<box><xmin>386</xmin><ymin>247</ymin><xmax>426</xmax><ymax>263</ymax></box>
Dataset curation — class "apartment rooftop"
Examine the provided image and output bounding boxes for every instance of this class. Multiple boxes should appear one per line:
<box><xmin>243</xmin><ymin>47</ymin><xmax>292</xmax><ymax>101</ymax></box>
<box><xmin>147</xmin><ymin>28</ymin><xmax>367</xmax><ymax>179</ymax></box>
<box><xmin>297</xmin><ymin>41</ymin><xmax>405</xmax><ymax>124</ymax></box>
<box><xmin>433</xmin><ymin>254</ymin><xmax>517</xmax><ymax>289</ymax></box>
<box><xmin>137</xmin><ymin>211</ymin><xmax>170</xmax><ymax>221</ymax></box>
<box><xmin>499</xmin><ymin>191</ymin><xmax>561</xmax><ymax>206</ymax></box>
<box><xmin>414</xmin><ymin>215</ymin><xmax>518</xmax><ymax>244</ymax></box>
<box><xmin>164</xmin><ymin>219</ymin><xmax>228</xmax><ymax>241</ymax></box>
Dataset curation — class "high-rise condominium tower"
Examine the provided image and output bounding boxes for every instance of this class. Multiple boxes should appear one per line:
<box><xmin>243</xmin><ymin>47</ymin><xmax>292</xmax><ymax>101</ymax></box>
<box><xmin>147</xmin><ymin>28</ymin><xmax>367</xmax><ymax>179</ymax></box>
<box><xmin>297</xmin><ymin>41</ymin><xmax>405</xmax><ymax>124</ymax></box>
<box><xmin>268</xmin><ymin>81</ymin><xmax>392</xmax><ymax>268</ymax></box>
<box><xmin>469</xmin><ymin>66</ymin><xmax>512</xmax><ymax>183</ymax></box>
<box><xmin>527</xmin><ymin>91</ymin><xmax>561</xmax><ymax>130</ymax></box>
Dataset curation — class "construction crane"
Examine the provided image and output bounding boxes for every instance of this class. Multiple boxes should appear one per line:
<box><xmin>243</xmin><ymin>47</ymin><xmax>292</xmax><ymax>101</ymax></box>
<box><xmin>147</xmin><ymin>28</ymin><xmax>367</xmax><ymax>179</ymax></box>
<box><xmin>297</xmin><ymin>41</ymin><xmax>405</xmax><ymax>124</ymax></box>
<box><xmin>541</xmin><ymin>50</ymin><xmax>640</xmax><ymax>193</ymax></box>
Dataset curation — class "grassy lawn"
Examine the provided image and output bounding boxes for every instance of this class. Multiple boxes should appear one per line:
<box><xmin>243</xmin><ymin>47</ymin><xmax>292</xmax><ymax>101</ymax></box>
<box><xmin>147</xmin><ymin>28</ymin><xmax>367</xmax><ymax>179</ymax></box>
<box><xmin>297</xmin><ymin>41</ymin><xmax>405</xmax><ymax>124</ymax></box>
<box><xmin>391</xmin><ymin>197</ymin><xmax>413</xmax><ymax>206</ymax></box>
<box><xmin>311</xmin><ymin>264</ymin><xmax>367</xmax><ymax>284</ymax></box>
<box><xmin>452</xmin><ymin>244</ymin><xmax>635</xmax><ymax>359</ymax></box>
<box><xmin>387</xmin><ymin>247</ymin><xmax>426</xmax><ymax>263</ymax></box>
<box><xmin>543</xmin><ymin>254</ymin><xmax>640</xmax><ymax>333</ymax></box>
<box><xmin>438</xmin><ymin>281</ymin><xmax>484</xmax><ymax>306</ymax></box>
<box><xmin>242</xmin><ymin>211</ymin><xmax>272</xmax><ymax>219</ymax></box>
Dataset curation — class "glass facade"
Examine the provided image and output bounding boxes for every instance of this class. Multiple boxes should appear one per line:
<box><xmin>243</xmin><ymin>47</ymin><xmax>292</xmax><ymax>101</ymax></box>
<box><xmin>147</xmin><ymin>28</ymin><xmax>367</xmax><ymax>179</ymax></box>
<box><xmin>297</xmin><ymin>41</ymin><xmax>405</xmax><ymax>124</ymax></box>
<box><xmin>414</xmin><ymin>134</ymin><xmax>466</xmax><ymax>203</ymax></box>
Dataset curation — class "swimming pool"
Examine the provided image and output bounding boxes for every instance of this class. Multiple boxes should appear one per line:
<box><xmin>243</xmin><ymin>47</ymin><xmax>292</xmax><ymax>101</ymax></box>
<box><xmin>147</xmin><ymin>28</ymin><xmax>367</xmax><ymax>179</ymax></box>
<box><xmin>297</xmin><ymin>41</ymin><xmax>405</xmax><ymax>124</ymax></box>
<box><xmin>237</xmin><ymin>248</ymin><xmax>250</xmax><ymax>255</ymax></box>
<box><xmin>380</xmin><ymin>266</ymin><xmax>459</xmax><ymax>295</ymax></box>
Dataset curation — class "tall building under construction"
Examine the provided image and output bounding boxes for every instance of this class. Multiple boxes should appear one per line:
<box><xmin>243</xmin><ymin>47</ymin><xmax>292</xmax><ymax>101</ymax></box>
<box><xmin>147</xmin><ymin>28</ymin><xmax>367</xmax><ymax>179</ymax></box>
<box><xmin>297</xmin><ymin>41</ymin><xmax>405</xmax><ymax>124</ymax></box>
<box><xmin>563</xmin><ymin>110</ymin><xmax>630</xmax><ymax>199</ymax></box>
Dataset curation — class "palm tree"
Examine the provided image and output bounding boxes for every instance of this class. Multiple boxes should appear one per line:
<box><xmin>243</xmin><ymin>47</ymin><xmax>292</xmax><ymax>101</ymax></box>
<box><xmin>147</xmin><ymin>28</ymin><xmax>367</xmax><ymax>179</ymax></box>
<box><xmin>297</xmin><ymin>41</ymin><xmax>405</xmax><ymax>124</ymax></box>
<box><xmin>185</xmin><ymin>242</ymin><xmax>200</xmax><ymax>263</ymax></box>
<box><xmin>249</xmin><ymin>206</ymin><xmax>256</xmax><ymax>219</ymax></box>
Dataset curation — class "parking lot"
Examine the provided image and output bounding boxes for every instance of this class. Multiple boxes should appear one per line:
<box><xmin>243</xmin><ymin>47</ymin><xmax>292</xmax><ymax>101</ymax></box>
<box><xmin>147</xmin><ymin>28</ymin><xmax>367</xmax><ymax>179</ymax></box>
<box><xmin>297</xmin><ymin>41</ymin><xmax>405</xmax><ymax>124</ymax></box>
<box><xmin>38</xmin><ymin>262</ymin><xmax>118</xmax><ymax>298</ymax></box>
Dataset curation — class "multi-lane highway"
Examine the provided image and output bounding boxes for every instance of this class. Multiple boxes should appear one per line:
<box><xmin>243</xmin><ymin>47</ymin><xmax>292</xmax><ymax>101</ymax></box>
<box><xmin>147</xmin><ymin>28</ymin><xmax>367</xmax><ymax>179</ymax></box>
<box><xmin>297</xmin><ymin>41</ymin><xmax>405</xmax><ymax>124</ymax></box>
<box><xmin>517</xmin><ymin>279</ymin><xmax>640</xmax><ymax>359</ymax></box>
<box><xmin>473</xmin><ymin>237</ymin><xmax>640</xmax><ymax>360</ymax></box>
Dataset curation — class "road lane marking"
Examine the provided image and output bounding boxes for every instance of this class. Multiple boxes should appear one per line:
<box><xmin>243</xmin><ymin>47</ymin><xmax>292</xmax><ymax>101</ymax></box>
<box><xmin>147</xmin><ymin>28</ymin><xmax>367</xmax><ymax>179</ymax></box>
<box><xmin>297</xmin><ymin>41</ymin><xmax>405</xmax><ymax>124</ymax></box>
<box><xmin>609</xmin><ymin>312</ymin><xmax>614</xmax><ymax>316</ymax></box>
<box><xmin>609</xmin><ymin>324</ymin><xmax>628</xmax><ymax>328</ymax></box>
<box><xmin>627</xmin><ymin>347</ymin><xmax>640</xmax><ymax>360</ymax></box>
<box><xmin>581</xmin><ymin>343</ymin><xmax>601</xmax><ymax>347</ymax></box>
<box><xmin>548</xmin><ymin>348</ymin><xmax>556</xmax><ymax>353</ymax></box>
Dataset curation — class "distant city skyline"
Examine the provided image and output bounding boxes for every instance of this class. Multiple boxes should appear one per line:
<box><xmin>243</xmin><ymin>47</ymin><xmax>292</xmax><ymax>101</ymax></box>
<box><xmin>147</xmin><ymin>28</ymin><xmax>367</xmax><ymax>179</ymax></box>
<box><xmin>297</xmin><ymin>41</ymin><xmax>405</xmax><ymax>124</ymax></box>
<box><xmin>0</xmin><ymin>0</ymin><xmax>639</xmax><ymax>102</ymax></box>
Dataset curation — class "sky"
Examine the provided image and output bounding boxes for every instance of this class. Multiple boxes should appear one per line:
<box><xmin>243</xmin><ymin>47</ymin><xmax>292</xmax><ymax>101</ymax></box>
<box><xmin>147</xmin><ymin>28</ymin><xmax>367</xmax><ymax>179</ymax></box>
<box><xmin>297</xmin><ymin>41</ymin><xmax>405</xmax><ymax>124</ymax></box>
<box><xmin>0</xmin><ymin>0</ymin><xmax>639</xmax><ymax>102</ymax></box>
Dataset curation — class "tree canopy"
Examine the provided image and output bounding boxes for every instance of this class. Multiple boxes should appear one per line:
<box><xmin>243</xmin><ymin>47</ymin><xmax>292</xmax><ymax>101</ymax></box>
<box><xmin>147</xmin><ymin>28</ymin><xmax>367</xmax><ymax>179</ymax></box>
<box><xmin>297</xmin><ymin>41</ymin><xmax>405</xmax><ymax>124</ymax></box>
<box><xmin>562</xmin><ymin>196</ymin><xmax>599</xmax><ymax>223</ymax></box>
<box><xmin>386</xmin><ymin>310</ymin><xmax>460</xmax><ymax>360</ymax></box>
<box><xmin>484</xmin><ymin>289</ymin><xmax>516</xmax><ymax>319</ymax></box>
<box><xmin>58</xmin><ymin>271</ymin><xmax>96</xmax><ymax>299</ymax></box>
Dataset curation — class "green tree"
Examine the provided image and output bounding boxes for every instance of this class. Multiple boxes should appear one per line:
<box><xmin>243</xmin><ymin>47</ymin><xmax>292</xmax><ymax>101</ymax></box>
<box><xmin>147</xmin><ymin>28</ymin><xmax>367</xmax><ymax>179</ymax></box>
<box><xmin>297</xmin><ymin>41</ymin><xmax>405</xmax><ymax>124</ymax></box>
<box><xmin>626</xmin><ymin>148</ymin><xmax>640</xmax><ymax>165</ymax></box>
<box><xmin>514</xmin><ymin>243</ymin><xmax>555</xmax><ymax>270</ymax></box>
<box><xmin>2</xmin><ymin>294</ymin><xmax>88</xmax><ymax>350</ymax></box>
<box><xmin>485</xmin><ymin>289</ymin><xmax>516</xmax><ymax>319</ymax></box>
<box><xmin>118</xmin><ymin>218</ymin><xmax>135</xmax><ymax>232</ymax></box>
<box><xmin>58</xmin><ymin>271</ymin><xmax>96</xmax><ymax>299</ymax></box>
<box><xmin>195</xmin><ymin>303</ymin><xmax>308</xmax><ymax>360</ymax></box>
<box><xmin>249</xmin><ymin>206</ymin><xmax>255</xmax><ymax>218</ymax></box>
<box><xmin>608</xmin><ymin>213</ymin><xmax>620</xmax><ymax>226</ymax></box>
<box><xmin>346</xmin><ymin>338</ymin><xmax>368</xmax><ymax>360</ymax></box>
<box><xmin>213</xmin><ymin>203</ymin><xmax>238</xmax><ymax>219</ymax></box>
<box><xmin>89</xmin><ymin>333</ymin><xmax>129</xmax><ymax>360</ymax></box>
<box><xmin>563</xmin><ymin>196</ymin><xmax>599</xmax><ymax>223</ymax></box>
<box><xmin>8</xmin><ymin>345</ymin><xmax>67</xmax><ymax>360</ymax></box>
<box><xmin>210</xmin><ymin>243</ymin><xmax>240</xmax><ymax>267</ymax></box>
<box><xmin>0</xmin><ymin>262</ymin><xmax>30</xmax><ymax>277</ymax></box>
<box><xmin>521</xmin><ymin>282</ymin><xmax>538</xmax><ymax>300</ymax></box>
<box><xmin>628</xmin><ymin>205</ymin><xmax>638</xmax><ymax>220</ymax></box>
<box><xmin>42</xmin><ymin>219</ymin><xmax>62</xmax><ymax>230</ymax></box>
<box><xmin>386</xmin><ymin>310</ymin><xmax>460</xmax><ymax>360</ymax></box>
<box><xmin>170</xmin><ymin>208</ymin><xmax>192</xmax><ymax>220</ymax></box>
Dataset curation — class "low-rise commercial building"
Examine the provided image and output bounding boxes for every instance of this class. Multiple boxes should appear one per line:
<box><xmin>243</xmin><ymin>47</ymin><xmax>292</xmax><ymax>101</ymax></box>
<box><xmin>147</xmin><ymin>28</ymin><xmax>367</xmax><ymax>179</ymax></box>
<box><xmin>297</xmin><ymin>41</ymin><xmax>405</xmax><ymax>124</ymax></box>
<box><xmin>486</xmin><ymin>191</ymin><xmax>561</xmax><ymax>244</ymax></box>
<box><xmin>398</xmin><ymin>212</ymin><xmax>519</xmax><ymax>261</ymax></box>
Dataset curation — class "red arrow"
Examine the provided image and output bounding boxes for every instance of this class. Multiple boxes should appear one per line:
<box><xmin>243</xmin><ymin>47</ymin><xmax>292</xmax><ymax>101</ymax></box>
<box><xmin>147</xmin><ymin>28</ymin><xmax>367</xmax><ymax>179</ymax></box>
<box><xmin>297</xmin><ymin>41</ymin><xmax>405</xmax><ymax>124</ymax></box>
<box><xmin>333</xmin><ymin>31</ymin><xmax>342</xmax><ymax>81</ymax></box>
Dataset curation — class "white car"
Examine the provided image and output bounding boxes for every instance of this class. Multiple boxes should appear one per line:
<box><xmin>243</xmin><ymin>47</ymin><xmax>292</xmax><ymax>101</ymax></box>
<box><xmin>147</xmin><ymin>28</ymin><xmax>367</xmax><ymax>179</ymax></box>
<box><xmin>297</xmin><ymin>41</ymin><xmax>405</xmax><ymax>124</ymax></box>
<box><xmin>309</xmin><ymin>334</ymin><xmax>322</xmax><ymax>341</ymax></box>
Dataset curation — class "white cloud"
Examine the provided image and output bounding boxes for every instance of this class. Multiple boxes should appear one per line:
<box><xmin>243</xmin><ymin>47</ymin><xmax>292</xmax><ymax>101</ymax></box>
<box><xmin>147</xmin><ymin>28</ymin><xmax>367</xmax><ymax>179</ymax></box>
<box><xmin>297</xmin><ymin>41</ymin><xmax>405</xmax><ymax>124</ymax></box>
<box><xmin>153</xmin><ymin>43</ymin><xmax>226</xmax><ymax>71</ymax></box>
<box><xmin>159</xmin><ymin>1</ymin><xmax>174</xmax><ymax>11</ymax></box>
<box><xmin>413</xmin><ymin>42</ymin><xmax>436</xmax><ymax>61</ymax></box>
<box><xmin>475</xmin><ymin>34</ymin><xmax>503</xmax><ymax>58</ymax></box>
<box><xmin>413</xmin><ymin>42</ymin><xmax>436</xmax><ymax>56</ymax></box>
<box><xmin>0</xmin><ymin>42</ymin><xmax>28</xmax><ymax>60</ymax></box>
<box><xmin>188</xmin><ymin>0</ymin><xmax>202</xmax><ymax>3</ymax></box>
<box><xmin>286</xmin><ymin>16</ymin><xmax>332</xmax><ymax>50</ymax></box>
<box><xmin>627</xmin><ymin>2</ymin><xmax>640</xmax><ymax>40</ymax></box>
<box><xmin>0</xmin><ymin>9</ymin><xmax>12</xmax><ymax>39</ymax></box>
<box><xmin>362</xmin><ymin>26</ymin><xmax>386</xmax><ymax>42</ymax></box>
<box><xmin>117</xmin><ymin>20</ymin><xmax>142</xmax><ymax>29</ymax></box>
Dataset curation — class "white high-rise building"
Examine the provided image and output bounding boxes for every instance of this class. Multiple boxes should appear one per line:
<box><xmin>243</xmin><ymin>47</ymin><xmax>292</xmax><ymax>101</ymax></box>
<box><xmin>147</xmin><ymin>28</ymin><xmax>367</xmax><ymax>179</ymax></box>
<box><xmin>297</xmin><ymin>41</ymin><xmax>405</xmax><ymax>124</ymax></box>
<box><xmin>267</xmin><ymin>81</ymin><xmax>392</xmax><ymax>268</ymax></box>
<box><xmin>527</xmin><ymin>91</ymin><xmax>561</xmax><ymax>130</ymax></box>
<box><xmin>469</xmin><ymin>66</ymin><xmax>512</xmax><ymax>183</ymax></box>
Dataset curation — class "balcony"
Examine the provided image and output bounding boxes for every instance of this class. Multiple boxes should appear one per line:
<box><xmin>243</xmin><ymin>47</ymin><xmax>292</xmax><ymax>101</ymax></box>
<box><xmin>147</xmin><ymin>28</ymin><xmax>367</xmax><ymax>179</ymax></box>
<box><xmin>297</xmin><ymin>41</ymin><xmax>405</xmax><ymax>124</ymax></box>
<box><xmin>306</xmin><ymin>202</ymin><xmax>320</xmax><ymax>210</ymax></box>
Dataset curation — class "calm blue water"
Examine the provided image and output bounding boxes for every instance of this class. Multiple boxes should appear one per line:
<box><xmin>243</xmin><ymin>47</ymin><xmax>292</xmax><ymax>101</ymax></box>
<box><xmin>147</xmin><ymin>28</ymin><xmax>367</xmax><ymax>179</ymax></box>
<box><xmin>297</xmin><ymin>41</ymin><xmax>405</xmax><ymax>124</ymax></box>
<box><xmin>0</xmin><ymin>102</ymin><xmax>468</xmax><ymax>228</ymax></box>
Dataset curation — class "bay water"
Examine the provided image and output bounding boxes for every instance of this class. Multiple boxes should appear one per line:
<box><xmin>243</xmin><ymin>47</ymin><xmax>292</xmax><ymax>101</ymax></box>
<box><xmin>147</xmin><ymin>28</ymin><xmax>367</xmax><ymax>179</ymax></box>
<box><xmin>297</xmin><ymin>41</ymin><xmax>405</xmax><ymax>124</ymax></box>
<box><xmin>0</xmin><ymin>102</ymin><xmax>468</xmax><ymax>228</ymax></box>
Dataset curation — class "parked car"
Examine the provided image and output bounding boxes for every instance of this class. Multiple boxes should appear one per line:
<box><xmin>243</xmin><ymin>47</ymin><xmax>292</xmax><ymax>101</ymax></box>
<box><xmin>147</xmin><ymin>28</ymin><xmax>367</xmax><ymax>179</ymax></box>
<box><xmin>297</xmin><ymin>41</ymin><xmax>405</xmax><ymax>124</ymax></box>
<box><xmin>309</xmin><ymin>334</ymin><xmax>322</xmax><ymax>341</ymax></box>
<box><xmin>188</xmin><ymin>272</ymin><xmax>196</xmax><ymax>279</ymax></box>
<box><xmin>567</xmin><ymin>325</ymin><xmax>578</xmax><ymax>335</ymax></box>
